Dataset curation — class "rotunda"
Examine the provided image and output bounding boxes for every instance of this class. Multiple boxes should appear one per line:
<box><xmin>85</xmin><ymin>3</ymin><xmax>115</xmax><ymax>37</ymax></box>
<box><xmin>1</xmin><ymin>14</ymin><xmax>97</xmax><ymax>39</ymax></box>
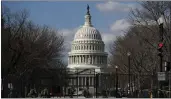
<box><xmin>67</xmin><ymin>5</ymin><xmax>108</xmax><ymax>72</ymax></box>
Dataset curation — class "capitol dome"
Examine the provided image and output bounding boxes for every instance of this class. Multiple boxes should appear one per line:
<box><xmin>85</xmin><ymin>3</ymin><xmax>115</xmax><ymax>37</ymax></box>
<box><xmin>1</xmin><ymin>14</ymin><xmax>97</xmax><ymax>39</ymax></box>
<box><xmin>74</xmin><ymin>26</ymin><xmax>102</xmax><ymax>40</ymax></box>
<box><xmin>67</xmin><ymin>5</ymin><xmax>108</xmax><ymax>72</ymax></box>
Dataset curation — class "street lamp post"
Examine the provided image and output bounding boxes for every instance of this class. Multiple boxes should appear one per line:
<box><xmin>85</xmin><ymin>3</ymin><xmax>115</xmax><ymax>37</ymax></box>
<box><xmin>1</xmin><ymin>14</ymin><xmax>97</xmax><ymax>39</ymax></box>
<box><xmin>115</xmin><ymin>66</ymin><xmax>118</xmax><ymax>98</ymax></box>
<box><xmin>158</xmin><ymin>15</ymin><xmax>164</xmax><ymax>98</ymax></box>
<box><xmin>127</xmin><ymin>52</ymin><xmax>131</xmax><ymax>96</ymax></box>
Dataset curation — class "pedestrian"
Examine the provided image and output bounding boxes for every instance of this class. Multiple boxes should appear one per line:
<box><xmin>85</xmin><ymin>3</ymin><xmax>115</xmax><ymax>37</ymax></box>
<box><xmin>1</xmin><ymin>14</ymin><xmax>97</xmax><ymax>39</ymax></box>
<box><xmin>44</xmin><ymin>88</ymin><xmax>50</xmax><ymax>98</ymax></box>
<box><xmin>8</xmin><ymin>89</ymin><xmax>13</xmax><ymax>98</ymax></box>
<box><xmin>28</xmin><ymin>89</ymin><xmax>37</xmax><ymax>98</ymax></box>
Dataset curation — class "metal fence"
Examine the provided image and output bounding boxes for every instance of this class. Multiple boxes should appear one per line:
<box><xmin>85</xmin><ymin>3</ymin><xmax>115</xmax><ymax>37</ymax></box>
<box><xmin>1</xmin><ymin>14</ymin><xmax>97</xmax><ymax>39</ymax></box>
<box><xmin>2</xmin><ymin>68</ymin><xmax>171</xmax><ymax>98</ymax></box>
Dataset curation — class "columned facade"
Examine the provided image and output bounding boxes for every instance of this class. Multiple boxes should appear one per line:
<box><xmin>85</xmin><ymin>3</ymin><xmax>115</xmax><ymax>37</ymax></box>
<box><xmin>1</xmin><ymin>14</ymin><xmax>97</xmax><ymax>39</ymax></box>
<box><xmin>68</xmin><ymin>55</ymin><xmax>107</xmax><ymax>65</ymax></box>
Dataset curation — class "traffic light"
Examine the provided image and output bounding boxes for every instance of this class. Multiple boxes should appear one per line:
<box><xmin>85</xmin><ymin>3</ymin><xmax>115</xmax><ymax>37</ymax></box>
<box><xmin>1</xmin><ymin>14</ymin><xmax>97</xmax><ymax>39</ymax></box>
<box><xmin>158</xmin><ymin>43</ymin><xmax>163</xmax><ymax>56</ymax></box>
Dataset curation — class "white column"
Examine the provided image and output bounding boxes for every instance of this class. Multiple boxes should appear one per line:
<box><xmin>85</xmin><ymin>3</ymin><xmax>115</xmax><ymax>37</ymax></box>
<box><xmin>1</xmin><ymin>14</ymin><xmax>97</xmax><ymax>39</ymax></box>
<box><xmin>93</xmin><ymin>76</ymin><xmax>94</xmax><ymax>86</ymax></box>
<box><xmin>80</xmin><ymin>55</ymin><xmax>82</xmax><ymax>64</ymax></box>
<box><xmin>78</xmin><ymin>56</ymin><xmax>80</xmax><ymax>64</ymax></box>
<box><xmin>85</xmin><ymin>55</ymin><xmax>87</xmax><ymax>64</ymax></box>
<box><xmin>82</xmin><ymin>55</ymin><xmax>84</xmax><ymax>64</ymax></box>
<box><xmin>75</xmin><ymin>56</ymin><xmax>77</xmax><ymax>64</ymax></box>
<box><xmin>78</xmin><ymin>56</ymin><xmax>79</xmax><ymax>64</ymax></box>
<box><xmin>80</xmin><ymin>55</ymin><xmax>83</xmax><ymax>64</ymax></box>
<box><xmin>89</xmin><ymin>77</ymin><xmax>91</xmax><ymax>86</ymax></box>
<box><xmin>90</xmin><ymin>55</ymin><xmax>92</xmax><ymax>64</ymax></box>
<box><xmin>77</xmin><ymin>56</ymin><xmax>78</xmax><ymax>64</ymax></box>
<box><xmin>81</xmin><ymin>77</ymin><xmax>83</xmax><ymax>86</ymax></box>
<box><xmin>82</xmin><ymin>55</ymin><xmax>83</xmax><ymax>63</ymax></box>
<box><xmin>100</xmin><ymin>56</ymin><xmax>101</xmax><ymax>64</ymax></box>
<box><xmin>89</xmin><ymin>55</ymin><xmax>91</xmax><ymax>64</ymax></box>
<box><xmin>73</xmin><ymin>56</ymin><xmax>75</xmax><ymax>64</ymax></box>
<box><xmin>80</xmin><ymin>55</ymin><xmax>81</xmax><ymax>64</ymax></box>
<box><xmin>85</xmin><ymin>77</ymin><xmax>86</xmax><ymax>87</ymax></box>
<box><xmin>78</xmin><ymin>77</ymin><xmax>79</xmax><ymax>86</ymax></box>
<box><xmin>92</xmin><ymin>56</ymin><xmax>94</xmax><ymax>64</ymax></box>
<box><xmin>95</xmin><ymin>56</ymin><xmax>97</xmax><ymax>64</ymax></box>
<box><xmin>71</xmin><ymin>56</ymin><xmax>73</xmax><ymax>64</ymax></box>
<box><xmin>90</xmin><ymin>77</ymin><xmax>92</xmax><ymax>86</ymax></box>
<box><xmin>83</xmin><ymin>77</ymin><xmax>84</xmax><ymax>87</ymax></box>
<box><xmin>70</xmin><ymin>56</ymin><xmax>72</xmax><ymax>64</ymax></box>
<box><xmin>80</xmin><ymin>55</ymin><xmax>82</xmax><ymax>63</ymax></box>
<box><xmin>75</xmin><ymin>56</ymin><xmax>76</xmax><ymax>64</ymax></box>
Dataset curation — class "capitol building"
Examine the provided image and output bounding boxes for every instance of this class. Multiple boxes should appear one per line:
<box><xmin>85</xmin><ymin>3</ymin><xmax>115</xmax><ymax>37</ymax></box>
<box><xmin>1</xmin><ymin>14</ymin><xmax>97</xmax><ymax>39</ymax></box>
<box><xmin>67</xmin><ymin>5</ymin><xmax>108</xmax><ymax>94</ymax></box>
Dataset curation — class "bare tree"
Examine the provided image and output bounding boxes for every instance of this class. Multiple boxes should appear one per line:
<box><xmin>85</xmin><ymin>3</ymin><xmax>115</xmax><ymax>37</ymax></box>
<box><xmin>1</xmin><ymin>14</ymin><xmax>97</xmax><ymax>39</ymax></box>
<box><xmin>1</xmin><ymin>7</ymin><xmax>67</xmax><ymax>97</ymax></box>
<box><xmin>109</xmin><ymin>1</ymin><xmax>171</xmax><ymax>93</ymax></box>
<box><xmin>130</xmin><ymin>1</ymin><xmax>171</xmax><ymax>64</ymax></box>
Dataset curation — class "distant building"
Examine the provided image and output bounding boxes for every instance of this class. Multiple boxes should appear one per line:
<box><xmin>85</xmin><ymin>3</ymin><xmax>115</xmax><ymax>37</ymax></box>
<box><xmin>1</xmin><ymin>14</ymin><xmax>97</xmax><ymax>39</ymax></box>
<box><xmin>67</xmin><ymin>5</ymin><xmax>108</xmax><ymax>95</ymax></box>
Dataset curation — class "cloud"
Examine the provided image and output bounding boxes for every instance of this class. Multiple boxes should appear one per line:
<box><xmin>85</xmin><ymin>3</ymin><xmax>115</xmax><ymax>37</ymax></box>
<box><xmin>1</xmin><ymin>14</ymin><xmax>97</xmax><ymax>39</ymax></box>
<box><xmin>59</xmin><ymin>27</ymin><xmax>79</xmax><ymax>52</ymax></box>
<box><xmin>99</xmin><ymin>19</ymin><xmax>132</xmax><ymax>53</ymax></box>
<box><xmin>58</xmin><ymin>27</ymin><xmax>79</xmax><ymax>64</ymax></box>
<box><xmin>101</xmin><ymin>33</ymin><xmax>115</xmax><ymax>52</ymax></box>
<box><xmin>110</xmin><ymin>19</ymin><xmax>131</xmax><ymax>36</ymax></box>
<box><xmin>96</xmin><ymin>1</ymin><xmax>136</xmax><ymax>12</ymax></box>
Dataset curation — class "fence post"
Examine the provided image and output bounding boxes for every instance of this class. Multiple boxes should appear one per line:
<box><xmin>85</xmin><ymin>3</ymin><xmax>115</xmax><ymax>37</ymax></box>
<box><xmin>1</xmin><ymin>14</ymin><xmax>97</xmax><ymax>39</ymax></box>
<box><xmin>77</xmin><ymin>69</ymin><xmax>78</xmax><ymax>98</ymax></box>
<box><xmin>169</xmin><ymin>71</ymin><xmax>171</xmax><ymax>98</ymax></box>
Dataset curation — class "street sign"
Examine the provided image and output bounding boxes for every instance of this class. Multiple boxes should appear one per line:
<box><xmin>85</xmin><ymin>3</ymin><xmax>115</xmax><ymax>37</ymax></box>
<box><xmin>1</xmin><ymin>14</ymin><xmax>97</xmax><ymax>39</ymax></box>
<box><xmin>158</xmin><ymin>72</ymin><xmax>166</xmax><ymax>81</ymax></box>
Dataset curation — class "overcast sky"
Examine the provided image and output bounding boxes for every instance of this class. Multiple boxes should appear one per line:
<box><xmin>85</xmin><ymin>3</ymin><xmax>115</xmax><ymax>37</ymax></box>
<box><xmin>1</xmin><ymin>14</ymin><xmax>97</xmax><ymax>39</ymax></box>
<box><xmin>2</xmin><ymin>1</ymin><xmax>140</xmax><ymax>64</ymax></box>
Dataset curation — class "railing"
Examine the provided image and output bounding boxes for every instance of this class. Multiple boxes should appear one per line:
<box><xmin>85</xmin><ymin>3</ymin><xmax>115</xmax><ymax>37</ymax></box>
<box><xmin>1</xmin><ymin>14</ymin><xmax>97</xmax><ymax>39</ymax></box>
<box><xmin>2</xmin><ymin>68</ymin><xmax>171</xmax><ymax>98</ymax></box>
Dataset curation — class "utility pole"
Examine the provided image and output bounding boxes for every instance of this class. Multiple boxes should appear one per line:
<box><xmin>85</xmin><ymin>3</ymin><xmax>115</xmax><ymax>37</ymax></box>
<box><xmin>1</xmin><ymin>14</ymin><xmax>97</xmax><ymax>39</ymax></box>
<box><xmin>158</xmin><ymin>15</ymin><xmax>164</xmax><ymax>98</ymax></box>
<box><xmin>95</xmin><ymin>73</ymin><xmax>98</xmax><ymax>98</ymax></box>
<box><xmin>115</xmin><ymin>66</ymin><xmax>118</xmax><ymax>98</ymax></box>
<box><xmin>127</xmin><ymin>52</ymin><xmax>131</xmax><ymax>96</ymax></box>
<box><xmin>158</xmin><ymin>23</ymin><xmax>164</xmax><ymax>72</ymax></box>
<box><xmin>77</xmin><ymin>69</ymin><xmax>78</xmax><ymax>98</ymax></box>
<box><xmin>169</xmin><ymin>71</ymin><xmax>171</xmax><ymax>98</ymax></box>
<box><xmin>169</xmin><ymin>5</ymin><xmax>171</xmax><ymax>98</ymax></box>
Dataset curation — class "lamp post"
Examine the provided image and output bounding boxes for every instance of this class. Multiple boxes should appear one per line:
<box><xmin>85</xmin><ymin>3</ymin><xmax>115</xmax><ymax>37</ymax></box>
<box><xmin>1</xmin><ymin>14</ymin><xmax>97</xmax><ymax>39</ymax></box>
<box><xmin>157</xmin><ymin>15</ymin><xmax>164</xmax><ymax>72</ymax></box>
<box><xmin>157</xmin><ymin>15</ymin><xmax>164</xmax><ymax>98</ymax></box>
<box><xmin>127</xmin><ymin>52</ymin><xmax>131</xmax><ymax>96</ymax></box>
<box><xmin>115</xmin><ymin>66</ymin><xmax>118</xmax><ymax>98</ymax></box>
